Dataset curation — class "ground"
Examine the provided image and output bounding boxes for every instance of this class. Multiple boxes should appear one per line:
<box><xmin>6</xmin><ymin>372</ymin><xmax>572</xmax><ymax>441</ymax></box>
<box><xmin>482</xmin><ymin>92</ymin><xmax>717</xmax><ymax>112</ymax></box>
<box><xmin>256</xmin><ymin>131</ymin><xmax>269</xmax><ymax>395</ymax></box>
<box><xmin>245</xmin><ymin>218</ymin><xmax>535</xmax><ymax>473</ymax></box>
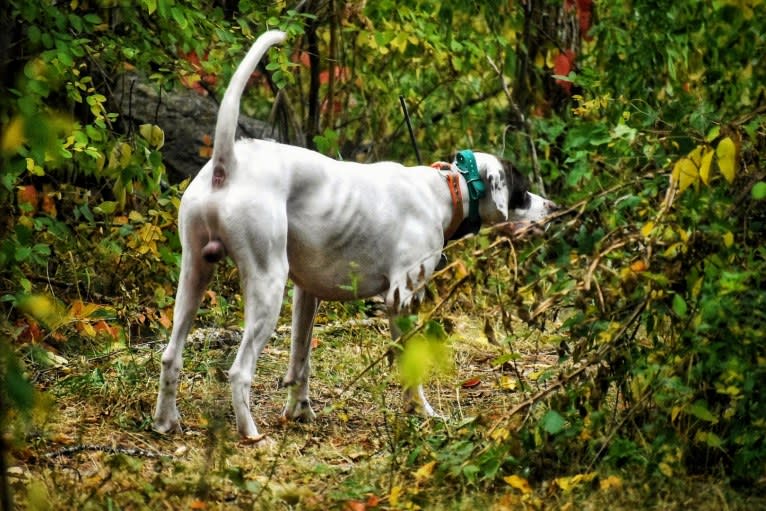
<box><xmin>6</xmin><ymin>309</ymin><xmax>764</xmax><ymax>510</ymax></box>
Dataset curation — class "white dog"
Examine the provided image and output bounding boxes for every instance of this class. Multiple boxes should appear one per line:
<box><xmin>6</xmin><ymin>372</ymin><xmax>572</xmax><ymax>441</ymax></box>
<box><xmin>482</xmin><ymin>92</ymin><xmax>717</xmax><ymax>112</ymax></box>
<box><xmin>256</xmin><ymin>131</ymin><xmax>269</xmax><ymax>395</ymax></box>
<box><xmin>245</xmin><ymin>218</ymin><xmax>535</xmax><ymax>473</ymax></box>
<box><xmin>153</xmin><ymin>30</ymin><xmax>558</xmax><ymax>440</ymax></box>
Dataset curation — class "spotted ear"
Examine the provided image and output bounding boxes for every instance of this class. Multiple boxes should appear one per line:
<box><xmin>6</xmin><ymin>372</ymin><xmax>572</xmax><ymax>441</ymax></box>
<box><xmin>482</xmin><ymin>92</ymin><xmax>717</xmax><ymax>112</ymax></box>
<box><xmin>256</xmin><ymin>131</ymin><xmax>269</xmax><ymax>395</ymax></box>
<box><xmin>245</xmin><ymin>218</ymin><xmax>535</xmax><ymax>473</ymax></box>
<box><xmin>483</xmin><ymin>162</ymin><xmax>509</xmax><ymax>221</ymax></box>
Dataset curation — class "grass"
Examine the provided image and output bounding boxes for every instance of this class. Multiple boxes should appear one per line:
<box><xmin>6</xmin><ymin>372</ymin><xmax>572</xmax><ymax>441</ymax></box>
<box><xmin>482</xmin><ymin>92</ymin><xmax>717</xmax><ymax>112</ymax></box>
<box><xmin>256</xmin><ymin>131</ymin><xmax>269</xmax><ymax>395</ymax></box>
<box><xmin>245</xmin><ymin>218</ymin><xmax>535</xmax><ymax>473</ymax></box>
<box><xmin>6</xmin><ymin>305</ymin><xmax>766</xmax><ymax>510</ymax></box>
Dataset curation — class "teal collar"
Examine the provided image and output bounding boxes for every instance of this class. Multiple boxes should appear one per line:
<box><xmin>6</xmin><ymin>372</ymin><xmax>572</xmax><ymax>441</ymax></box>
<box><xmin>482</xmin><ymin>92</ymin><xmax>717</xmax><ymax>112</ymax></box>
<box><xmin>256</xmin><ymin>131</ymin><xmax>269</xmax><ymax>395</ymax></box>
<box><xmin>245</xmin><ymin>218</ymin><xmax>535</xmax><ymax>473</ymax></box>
<box><xmin>454</xmin><ymin>150</ymin><xmax>485</xmax><ymax>225</ymax></box>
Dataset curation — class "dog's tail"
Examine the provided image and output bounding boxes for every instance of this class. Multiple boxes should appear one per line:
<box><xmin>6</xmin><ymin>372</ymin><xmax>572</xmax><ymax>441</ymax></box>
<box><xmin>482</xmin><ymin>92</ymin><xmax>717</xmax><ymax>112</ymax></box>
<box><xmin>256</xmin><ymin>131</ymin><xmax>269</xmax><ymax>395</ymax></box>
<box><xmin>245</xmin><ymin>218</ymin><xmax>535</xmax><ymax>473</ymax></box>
<box><xmin>211</xmin><ymin>29</ymin><xmax>287</xmax><ymax>188</ymax></box>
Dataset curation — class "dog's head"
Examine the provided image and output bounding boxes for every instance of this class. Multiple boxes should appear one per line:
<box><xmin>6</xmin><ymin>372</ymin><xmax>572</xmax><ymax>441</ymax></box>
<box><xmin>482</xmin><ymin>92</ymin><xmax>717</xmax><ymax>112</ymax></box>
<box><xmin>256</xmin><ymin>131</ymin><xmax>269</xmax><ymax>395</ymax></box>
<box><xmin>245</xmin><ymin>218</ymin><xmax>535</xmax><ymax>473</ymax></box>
<box><xmin>472</xmin><ymin>152</ymin><xmax>559</xmax><ymax>226</ymax></box>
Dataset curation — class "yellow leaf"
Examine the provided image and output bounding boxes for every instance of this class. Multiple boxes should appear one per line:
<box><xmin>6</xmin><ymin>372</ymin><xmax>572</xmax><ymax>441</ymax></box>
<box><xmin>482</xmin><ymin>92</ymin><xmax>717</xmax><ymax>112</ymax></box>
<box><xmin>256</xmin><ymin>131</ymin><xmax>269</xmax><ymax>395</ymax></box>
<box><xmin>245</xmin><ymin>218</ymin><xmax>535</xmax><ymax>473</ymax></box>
<box><xmin>640</xmin><ymin>221</ymin><xmax>655</xmax><ymax>238</ymax></box>
<box><xmin>108</xmin><ymin>142</ymin><xmax>132</xmax><ymax>170</ymax></box>
<box><xmin>503</xmin><ymin>475</ymin><xmax>532</xmax><ymax>494</ymax></box>
<box><xmin>599</xmin><ymin>475</ymin><xmax>623</xmax><ymax>490</ymax></box>
<box><xmin>414</xmin><ymin>460</ymin><xmax>436</xmax><ymax>481</ymax></box>
<box><xmin>555</xmin><ymin>472</ymin><xmax>597</xmax><ymax>492</ymax></box>
<box><xmin>698</xmin><ymin>148</ymin><xmax>714</xmax><ymax>185</ymax></box>
<box><xmin>389</xmin><ymin>485</ymin><xmax>402</xmax><ymax>507</ymax></box>
<box><xmin>659</xmin><ymin>462</ymin><xmax>674</xmax><ymax>477</ymax></box>
<box><xmin>139</xmin><ymin>123</ymin><xmax>165</xmax><ymax>149</ymax></box>
<box><xmin>129</xmin><ymin>210</ymin><xmax>145</xmax><ymax>223</ymax></box>
<box><xmin>545</xmin><ymin>48</ymin><xmax>557</xmax><ymax>68</ymax></box>
<box><xmin>672</xmin><ymin>158</ymin><xmax>698</xmax><ymax>193</ymax></box>
<box><xmin>662</xmin><ymin>242</ymin><xmax>684</xmax><ymax>259</ymax></box>
<box><xmin>688</xmin><ymin>145</ymin><xmax>704</xmax><ymax>167</ymax></box>
<box><xmin>19</xmin><ymin>294</ymin><xmax>68</xmax><ymax>330</ymax></box>
<box><xmin>491</xmin><ymin>427</ymin><xmax>510</xmax><ymax>442</ymax></box>
<box><xmin>498</xmin><ymin>375</ymin><xmax>517</xmax><ymax>391</ymax></box>
<box><xmin>722</xmin><ymin>231</ymin><xmax>734</xmax><ymax>248</ymax></box>
<box><xmin>80</xmin><ymin>322</ymin><xmax>97</xmax><ymax>338</ymax></box>
<box><xmin>1</xmin><ymin>116</ymin><xmax>26</xmax><ymax>154</ymax></box>
<box><xmin>716</xmin><ymin>136</ymin><xmax>737</xmax><ymax>184</ymax></box>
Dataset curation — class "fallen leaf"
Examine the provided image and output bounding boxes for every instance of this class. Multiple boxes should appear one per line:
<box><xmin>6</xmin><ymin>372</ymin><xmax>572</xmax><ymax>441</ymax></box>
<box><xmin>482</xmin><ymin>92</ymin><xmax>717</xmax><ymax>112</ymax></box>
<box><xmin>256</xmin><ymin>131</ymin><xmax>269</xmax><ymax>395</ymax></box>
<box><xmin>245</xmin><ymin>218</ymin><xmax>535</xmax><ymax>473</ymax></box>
<box><xmin>555</xmin><ymin>472</ymin><xmax>597</xmax><ymax>492</ymax></box>
<box><xmin>389</xmin><ymin>485</ymin><xmax>402</xmax><ymax>507</ymax></box>
<box><xmin>344</xmin><ymin>500</ymin><xmax>366</xmax><ymax>511</ymax></box>
<box><xmin>599</xmin><ymin>475</ymin><xmax>623</xmax><ymax>490</ymax></box>
<box><xmin>503</xmin><ymin>474</ymin><xmax>532</xmax><ymax>494</ymax></box>
<box><xmin>414</xmin><ymin>460</ymin><xmax>436</xmax><ymax>481</ymax></box>
<box><xmin>461</xmin><ymin>377</ymin><xmax>482</xmax><ymax>389</ymax></box>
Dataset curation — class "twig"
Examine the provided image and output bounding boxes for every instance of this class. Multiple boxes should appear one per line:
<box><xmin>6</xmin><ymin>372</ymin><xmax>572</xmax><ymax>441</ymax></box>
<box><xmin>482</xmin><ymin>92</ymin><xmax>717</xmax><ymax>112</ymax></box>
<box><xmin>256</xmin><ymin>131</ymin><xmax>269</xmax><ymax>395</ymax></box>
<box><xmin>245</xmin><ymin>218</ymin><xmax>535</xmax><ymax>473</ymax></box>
<box><xmin>43</xmin><ymin>444</ymin><xmax>170</xmax><ymax>460</ymax></box>
<box><xmin>486</xmin><ymin>297</ymin><xmax>648</xmax><ymax>438</ymax></box>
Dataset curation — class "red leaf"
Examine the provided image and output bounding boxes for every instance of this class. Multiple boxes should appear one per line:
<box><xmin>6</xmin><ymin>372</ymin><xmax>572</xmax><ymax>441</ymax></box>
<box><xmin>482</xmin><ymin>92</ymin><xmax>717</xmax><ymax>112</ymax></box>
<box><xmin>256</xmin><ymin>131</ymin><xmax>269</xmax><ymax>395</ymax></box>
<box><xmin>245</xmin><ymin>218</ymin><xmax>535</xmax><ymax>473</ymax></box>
<box><xmin>461</xmin><ymin>377</ymin><xmax>482</xmax><ymax>389</ymax></box>
<box><xmin>41</xmin><ymin>194</ymin><xmax>57</xmax><ymax>217</ymax></box>
<box><xmin>344</xmin><ymin>501</ymin><xmax>366</xmax><ymax>511</ymax></box>
<box><xmin>553</xmin><ymin>50</ymin><xmax>576</xmax><ymax>94</ymax></box>
<box><xmin>16</xmin><ymin>318</ymin><xmax>43</xmax><ymax>343</ymax></box>
<box><xmin>576</xmin><ymin>0</ymin><xmax>594</xmax><ymax>40</ymax></box>
<box><xmin>17</xmin><ymin>185</ymin><xmax>38</xmax><ymax>214</ymax></box>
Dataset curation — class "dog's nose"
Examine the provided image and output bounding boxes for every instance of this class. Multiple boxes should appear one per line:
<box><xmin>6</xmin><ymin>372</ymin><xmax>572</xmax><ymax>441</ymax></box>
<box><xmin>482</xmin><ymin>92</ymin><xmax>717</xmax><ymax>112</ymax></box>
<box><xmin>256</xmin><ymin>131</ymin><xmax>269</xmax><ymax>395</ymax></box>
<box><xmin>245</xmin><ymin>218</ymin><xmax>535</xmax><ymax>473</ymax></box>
<box><xmin>546</xmin><ymin>200</ymin><xmax>561</xmax><ymax>212</ymax></box>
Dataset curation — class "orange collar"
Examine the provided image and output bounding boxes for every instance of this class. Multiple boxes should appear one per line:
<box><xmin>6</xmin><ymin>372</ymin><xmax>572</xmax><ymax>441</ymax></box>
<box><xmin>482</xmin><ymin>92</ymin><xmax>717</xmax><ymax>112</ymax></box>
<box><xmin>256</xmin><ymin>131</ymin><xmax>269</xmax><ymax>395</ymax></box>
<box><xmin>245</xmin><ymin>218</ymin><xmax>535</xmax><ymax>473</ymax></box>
<box><xmin>431</xmin><ymin>162</ymin><xmax>464</xmax><ymax>238</ymax></box>
<box><xmin>444</xmin><ymin>173</ymin><xmax>464</xmax><ymax>238</ymax></box>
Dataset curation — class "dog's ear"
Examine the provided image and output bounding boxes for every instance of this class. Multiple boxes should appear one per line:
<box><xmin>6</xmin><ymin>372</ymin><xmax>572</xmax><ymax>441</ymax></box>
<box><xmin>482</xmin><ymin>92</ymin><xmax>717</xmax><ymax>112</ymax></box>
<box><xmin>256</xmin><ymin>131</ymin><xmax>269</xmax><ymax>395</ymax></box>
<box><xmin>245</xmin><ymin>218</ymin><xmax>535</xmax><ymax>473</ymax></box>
<box><xmin>501</xmin><ymin>158</ymin><xmax>532</xmax><ymax>210</ymax></box>
<box><xmin>479</xmin><ymin>157</ymin><xmax>510</xmax><ymax>223</ymax></box>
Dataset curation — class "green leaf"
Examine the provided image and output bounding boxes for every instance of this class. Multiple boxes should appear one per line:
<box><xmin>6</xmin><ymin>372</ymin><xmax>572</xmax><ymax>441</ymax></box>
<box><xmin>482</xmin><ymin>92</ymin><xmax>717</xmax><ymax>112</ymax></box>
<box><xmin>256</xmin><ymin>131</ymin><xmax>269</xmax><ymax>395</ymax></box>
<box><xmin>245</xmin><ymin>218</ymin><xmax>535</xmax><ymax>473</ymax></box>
<box><xmin>541</xmin><ymin>410</ymin><xmax>566</xmax><ymax>435</ymax></box>
<box><xmin>705</xmin><ymin>125</ymin><xmax>721</xmax><ymax>142</ymax></box>
<box><xmin>28</xmin><ymin>25</ymin><xmax>41</xmax><ymax>44</ymax></box>
<box><xmin>672</xmin><ymin>294</ymin><xmax>688</xmax><ymax>317</ymax></box>
<box><xmin>688</xmin><ymin>401</ymin><xmax>718</xmax><ymax>423</ymax></box>
<box><xmin>83</xmin><ymin>13</ymin><xmax>102</xmax><ymax>24</ymax></box>
<box><xmin>94</xmin><ymin>201</ymin><xmax>117</xmax><ymax>215</ymax></box>
<box><xmin>751</xmin><ymin>182</ymin><xmax>766</xmax><ymax>200</ymax></box>
<box><xmin>3</xmin><ymin>351</ymin><xmax>35</xmax><ymax>411</ymax></box>
<box><xmin>15</xmin><ymin>246</ymin><xmax>32</xmax><ymax>262</ymax></box>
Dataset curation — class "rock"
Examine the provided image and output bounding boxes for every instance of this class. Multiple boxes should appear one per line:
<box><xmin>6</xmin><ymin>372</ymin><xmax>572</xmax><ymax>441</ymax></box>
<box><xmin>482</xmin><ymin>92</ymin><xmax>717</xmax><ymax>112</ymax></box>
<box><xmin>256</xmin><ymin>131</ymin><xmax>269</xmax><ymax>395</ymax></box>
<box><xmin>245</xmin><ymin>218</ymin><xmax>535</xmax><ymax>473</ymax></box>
<box><xmin>112</xmin><ymin>72</ymin><xmax>283</xmax><ymax>182</ymax></box>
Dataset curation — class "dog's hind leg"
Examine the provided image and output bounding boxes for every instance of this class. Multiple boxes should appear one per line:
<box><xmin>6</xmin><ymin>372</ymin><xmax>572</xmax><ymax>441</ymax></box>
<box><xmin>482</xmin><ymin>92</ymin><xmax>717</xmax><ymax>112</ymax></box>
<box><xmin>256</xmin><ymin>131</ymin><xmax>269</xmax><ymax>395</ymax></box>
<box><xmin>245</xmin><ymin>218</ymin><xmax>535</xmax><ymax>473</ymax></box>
<box><xmin>228</xmin><ymin>249</ymin><xmax>289</xmax><ymax>440</ymax></box>
<box><xmin>154</xmin><ymin>248</ymin><xmax>214</xmax><ymax>434</ymax></box>
<box><xmin>282</xmin><ymin>285</ymin><xmax>319</xmax><ymax>422</ymax></box>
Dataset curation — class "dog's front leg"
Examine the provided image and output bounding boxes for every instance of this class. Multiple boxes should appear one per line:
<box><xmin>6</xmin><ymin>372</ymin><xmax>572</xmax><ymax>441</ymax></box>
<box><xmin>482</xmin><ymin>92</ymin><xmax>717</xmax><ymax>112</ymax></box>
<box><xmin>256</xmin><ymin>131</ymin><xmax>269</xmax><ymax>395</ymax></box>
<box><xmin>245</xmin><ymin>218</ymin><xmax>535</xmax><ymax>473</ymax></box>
<box><xmin>282</xmin><ymin>285</ymin><xmax>319</xmax><ymax>422</ymax></box>
<box><xmin>154</xmin><ymin>256</ymin><xmax>214</xmax><ymax>434</ymax></box>
<box><xmin>388</xmin><ymin>312</ymin><xmax>440</xmax><ymax>419</ymax></box>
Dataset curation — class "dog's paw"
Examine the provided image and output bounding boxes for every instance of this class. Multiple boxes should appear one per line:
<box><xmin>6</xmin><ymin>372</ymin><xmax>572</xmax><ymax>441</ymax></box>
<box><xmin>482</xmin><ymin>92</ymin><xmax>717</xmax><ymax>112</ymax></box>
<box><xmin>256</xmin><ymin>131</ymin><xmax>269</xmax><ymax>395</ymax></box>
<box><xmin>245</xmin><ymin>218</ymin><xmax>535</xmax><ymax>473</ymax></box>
<box><xmin>283</xmin><ymin>399</ymin><xmax>317</xmax><ymax>423</ymax></box>
<box><xmin>240</xmin><ymin>433</ymin><xmax>274</xmax><ymax>448</ymax></box>
<box><xmin>152</xmin><ymin>417</ymin><xmax>182</xmax><ymax>435</ymax></box>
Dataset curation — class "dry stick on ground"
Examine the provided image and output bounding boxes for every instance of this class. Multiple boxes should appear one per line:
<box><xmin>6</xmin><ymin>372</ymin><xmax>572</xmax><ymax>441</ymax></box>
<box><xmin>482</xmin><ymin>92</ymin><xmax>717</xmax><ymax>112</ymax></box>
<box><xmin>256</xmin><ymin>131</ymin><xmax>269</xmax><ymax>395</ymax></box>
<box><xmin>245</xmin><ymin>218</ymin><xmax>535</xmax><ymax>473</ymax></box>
<box><xmin>43</xmin><ymin>444</ymin><xmax>170</xmax><ymax>461</ymax></box>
